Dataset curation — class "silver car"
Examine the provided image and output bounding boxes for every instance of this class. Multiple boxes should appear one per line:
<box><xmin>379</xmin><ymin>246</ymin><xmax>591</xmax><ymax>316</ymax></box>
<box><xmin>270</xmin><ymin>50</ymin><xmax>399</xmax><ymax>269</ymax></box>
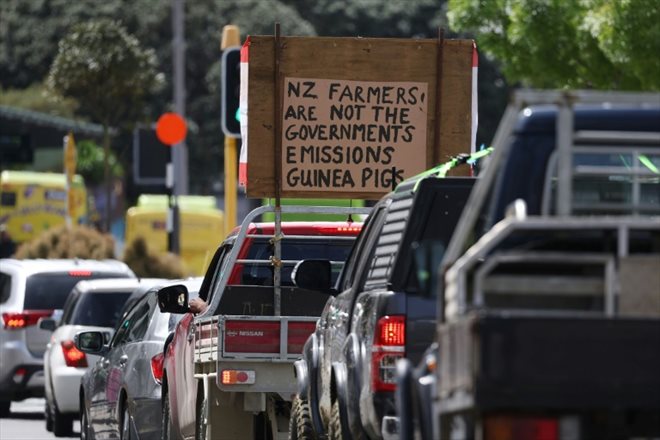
<box><xmin>77</xmin><ymin>278</ymin><xmax>202</xmax><ymax>440</ymax></box>
<box><xmin>0</xmin><ymin>259</ymin><xmax>135</xmax><ymax>418</ymax></box>
<box><xmin>42</xmin><ymin>278</ymin><xmax>165</xmax><ymax>437</ymax></box>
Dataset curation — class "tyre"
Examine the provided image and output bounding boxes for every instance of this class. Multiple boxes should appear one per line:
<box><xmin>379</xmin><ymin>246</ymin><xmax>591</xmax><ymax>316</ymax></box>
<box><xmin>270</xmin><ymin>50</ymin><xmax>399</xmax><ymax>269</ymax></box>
<box><xmin>45</xmin><ymin>399</ymin><xmax>53</xmax><ymax>432</ymax></box>
<box><xmin>328</xmin><ymin>400</ymin><xmax>342</xmax><ymax>440</ymax></box>
<box><xmin>52</xmin><ymin>403</ymin><xmax>74</xmax><ymax>437</ymax></box>
<box><xmin>120</xmin><ymin>401</ymin><xmax>133</xmax><ymax>440</ymax></box>
<box><xmin>289</xmin><ymin>396</ymin><xmax>316</xmax><ymax>440</ymax></box>
<box><xmin>80</xmin><ymin>400</ymin><xmax>93</xmax><ymax>440</ymax></box>
<box><xmin>195</xmin><ymin>388</ymin><xmax>207</xmax><ymax>440</ymax></box>
<box><xmin>0</xmin><ymin>401</ymin><xmax>10</xmax><ymax>418</ymax></box>
<box><xmin>162</xmin><ymin>386</ymin><xmax>175</xmax><ymax>440</ymax></box>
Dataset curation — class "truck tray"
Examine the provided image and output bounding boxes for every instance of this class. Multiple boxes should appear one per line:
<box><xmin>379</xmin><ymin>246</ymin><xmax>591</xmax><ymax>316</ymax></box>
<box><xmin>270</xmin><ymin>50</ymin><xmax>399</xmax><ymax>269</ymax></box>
<box><xmin>438</xmin><ymin>312</ymin><xmax>660</xmax><ymax>413</ymax></box>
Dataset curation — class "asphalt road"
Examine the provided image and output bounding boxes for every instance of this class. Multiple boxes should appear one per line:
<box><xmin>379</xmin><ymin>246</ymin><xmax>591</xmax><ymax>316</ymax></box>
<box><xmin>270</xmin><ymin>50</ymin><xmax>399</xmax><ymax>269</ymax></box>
<box><xmin>0</xmin><ymin>399</ymin><xmax>79</xmax><ymax>440</ymax></box>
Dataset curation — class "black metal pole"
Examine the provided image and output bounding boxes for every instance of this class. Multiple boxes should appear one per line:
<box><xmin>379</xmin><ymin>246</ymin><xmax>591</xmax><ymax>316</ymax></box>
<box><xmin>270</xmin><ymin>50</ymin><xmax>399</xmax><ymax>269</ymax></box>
<box><xmin>167</xmin><ymin>147</ymin><xmax>180</xmax><ymax>254</ymax></box>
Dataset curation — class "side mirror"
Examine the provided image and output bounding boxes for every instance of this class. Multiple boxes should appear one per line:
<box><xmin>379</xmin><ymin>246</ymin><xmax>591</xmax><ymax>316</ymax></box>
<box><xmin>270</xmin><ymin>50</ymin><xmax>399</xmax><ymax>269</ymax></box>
<box><xmin>157</xmin><ymin>284</ymin><xmax>190</xmax><ymax>314</ymax></box>
<box><xmin>74</xmin><ymin>331</ymin><xmax>108</xmax><ymax>355</ymax></box>
<box><xmin>292</xmin><ymin>260</ymin><xmax>334</xmax><ymax>293</ymax></box>
<box><xmin>39</xmin><ymin>318</ymin><xmax>57</xmax><ymax>332</ymax></box>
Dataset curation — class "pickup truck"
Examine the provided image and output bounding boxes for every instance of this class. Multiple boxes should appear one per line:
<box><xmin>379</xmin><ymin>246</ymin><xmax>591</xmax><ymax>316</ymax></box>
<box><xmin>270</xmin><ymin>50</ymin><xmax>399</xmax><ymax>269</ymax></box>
<box><xmin>291</xmin><ymin>159</ymin><xmax>484</xmax><ymax>439</ymax></box>
<box><xmin>157</xmin><ymin>205</ymin><xmax>367</xmax><ymax>440</ymax></box>
<box><xmin>396</xmin><ymin>90</ymin><xmax>660</xmax><ymax>440</ymax></box>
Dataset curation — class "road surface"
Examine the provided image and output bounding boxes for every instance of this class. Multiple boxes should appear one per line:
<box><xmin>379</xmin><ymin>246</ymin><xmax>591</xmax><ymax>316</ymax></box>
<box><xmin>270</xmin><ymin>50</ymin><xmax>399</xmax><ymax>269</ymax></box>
<box><xmin>0</xmin><ymin>399</ymin><xmax>79</xmax><ymax>440</ymax></box>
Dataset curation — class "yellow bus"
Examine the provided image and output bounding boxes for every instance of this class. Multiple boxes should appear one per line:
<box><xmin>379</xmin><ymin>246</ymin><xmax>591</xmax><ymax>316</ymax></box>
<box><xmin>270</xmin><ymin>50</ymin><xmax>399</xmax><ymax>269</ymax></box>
<box><xmin>0</xmin><ymin>171</ymin><xmax>88</xmax><ymax>243</ymax></box>
<box><xmin>125</xmin><ymin>195</ymin><xmax>225</xmax><ymax>275</ymax></box>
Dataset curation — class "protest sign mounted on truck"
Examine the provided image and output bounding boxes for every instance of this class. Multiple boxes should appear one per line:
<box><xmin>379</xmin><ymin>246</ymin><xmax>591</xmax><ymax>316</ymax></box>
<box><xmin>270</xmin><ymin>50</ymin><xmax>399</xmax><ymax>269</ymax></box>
<box><xmin>239</xmin><ymin>34</ymin><xmax>478</xmax><ymax>200</ymax></box>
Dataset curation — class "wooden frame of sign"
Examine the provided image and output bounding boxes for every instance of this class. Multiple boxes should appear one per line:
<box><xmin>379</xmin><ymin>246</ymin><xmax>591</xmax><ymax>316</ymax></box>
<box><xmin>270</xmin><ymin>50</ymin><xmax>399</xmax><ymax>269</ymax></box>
<box><xmin>244</xmin><ymin>35</ymin><xmax>474</xmax><ymax>200</ymax></box>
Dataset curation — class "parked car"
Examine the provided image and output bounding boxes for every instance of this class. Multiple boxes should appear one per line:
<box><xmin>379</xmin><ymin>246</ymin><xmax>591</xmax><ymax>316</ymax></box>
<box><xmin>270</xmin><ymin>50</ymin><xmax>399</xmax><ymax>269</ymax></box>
<box><xmin>42</xmin><ymin>278</ymin><xmax>163</xmax><ymax>436</ymax></box>
<box><xmin>77</xmin><ymin>278</ymin><xmax>203</xmax><ymax>440</ymax></box>
<box><xmin>291</xmin><ymin>171</ymin><xmax>478</xmax><ymax>439</ymax></box>
<box><xmin>0</xmin><ymin>259</ymin><xmax>135</xmax><ymax>417</ymax></box>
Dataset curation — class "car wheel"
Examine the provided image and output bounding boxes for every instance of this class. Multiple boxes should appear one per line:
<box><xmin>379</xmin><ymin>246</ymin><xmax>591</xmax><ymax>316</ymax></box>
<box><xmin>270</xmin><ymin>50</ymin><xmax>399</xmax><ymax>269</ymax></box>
<box><xmin>328</xmin><ymin>400</ymin><xmax>342</xmax><ymax>440</ymax></box>
<box><xmin>80</xmin><ymin>400</ymin><xmax>93</xmax><ymax>440</ymax></box>
<box><xmin>120</xmin><ymin>401</ymin><xmax>134</xmax><ymax>440</ymax></box>
<box><xmin>195</xmin><ymin>389</ymin><xmax>207</xmax><ymax>440</ymax></box>
<box><xmin>289</xmin><ymin>396</ymin><xmax>316</xmax><ymax>440</ymax></box>
<box><xmin>0</xmin><ymin>401</ymin><xmax>10</xmax><ymax>418</ymax></box>
<box><xmin>161</xmin><ymin>386</ymin><xmax>175</xmax><ymax>440</ymax></box>
<box><xmin>52</xmin><ymin>403</ymin><xmax>74</xmax><ymax>437</ymax></box>
<box><xmin>45</xmin><ymin>399</ymin><xmax>53</xmax><ymax>431</ymax></box>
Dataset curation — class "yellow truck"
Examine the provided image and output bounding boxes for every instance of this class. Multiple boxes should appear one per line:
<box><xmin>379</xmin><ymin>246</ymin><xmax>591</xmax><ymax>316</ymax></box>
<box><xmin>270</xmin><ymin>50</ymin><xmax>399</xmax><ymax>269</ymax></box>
<box><xmin>0</xmin><ymin>170</ymin><xmax>88</xmax><ymax>243</ymax></box>
<box><xmin>124</xmin><ymin>195</ymin><xmax>224</xmax><ymax>275</ymax></box>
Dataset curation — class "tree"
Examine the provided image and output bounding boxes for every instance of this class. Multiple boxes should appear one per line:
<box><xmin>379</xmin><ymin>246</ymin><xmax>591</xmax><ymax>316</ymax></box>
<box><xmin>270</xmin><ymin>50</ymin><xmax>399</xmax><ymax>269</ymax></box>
<box><xmin>447</xmin><ymin>0</ymin><xmax>660</xmax><ymax>90</ymax></box>
<box><xmin>47</xmin><ymin>19</ymin><xmax>163</xmax><ymax>230</ymax></box>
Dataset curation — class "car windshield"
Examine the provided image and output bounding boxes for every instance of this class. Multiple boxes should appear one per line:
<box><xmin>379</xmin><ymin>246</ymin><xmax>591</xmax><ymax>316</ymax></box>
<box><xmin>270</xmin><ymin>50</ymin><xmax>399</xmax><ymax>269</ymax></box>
<box><xmin>70</xmin><ymin>291</ymin><xmax>133</xmax><ymax>327</ymax></box>
<box><xmin>23</xmin><ymin>272</ymin><xmax>127</xmax><ymax>310</ymax></box>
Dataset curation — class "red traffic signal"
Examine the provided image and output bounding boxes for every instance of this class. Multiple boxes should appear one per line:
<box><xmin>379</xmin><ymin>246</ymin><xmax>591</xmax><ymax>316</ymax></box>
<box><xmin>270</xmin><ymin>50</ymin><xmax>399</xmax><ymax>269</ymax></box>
<box><xmin>156</xmin><ymin>112</ymin><xmax>187</xmax><ymax>146</ymax></box>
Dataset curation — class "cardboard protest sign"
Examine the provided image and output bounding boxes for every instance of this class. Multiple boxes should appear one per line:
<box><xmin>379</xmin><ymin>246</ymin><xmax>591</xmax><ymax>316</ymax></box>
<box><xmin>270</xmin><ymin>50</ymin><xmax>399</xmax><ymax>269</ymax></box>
<box><xmin>242</xmin><ymin>36</ymin><xmax>475</xmax><ymax>199</ymax></box>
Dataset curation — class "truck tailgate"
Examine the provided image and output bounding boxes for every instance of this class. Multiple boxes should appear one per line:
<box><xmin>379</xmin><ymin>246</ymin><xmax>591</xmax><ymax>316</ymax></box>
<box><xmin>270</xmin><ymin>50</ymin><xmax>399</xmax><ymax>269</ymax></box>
<box><xmin>221</xmin><ymin>315</ymin><xmax>317</xmax><ymax>360</ymax></box>
<box><xmin>439</xmin><ymin>313</ymin><xmax>660</xmax><ymax>412</ymax></box>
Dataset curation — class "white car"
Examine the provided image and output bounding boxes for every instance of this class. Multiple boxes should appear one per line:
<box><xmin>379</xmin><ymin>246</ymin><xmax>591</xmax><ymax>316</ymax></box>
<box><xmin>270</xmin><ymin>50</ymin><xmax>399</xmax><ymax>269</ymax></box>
<box><xmin>41</xmin><ymin>278</ymin><xmax>164</xmax><ymax>437</ymax></box>
<box><xmin>0</xmin><ymin>259</ymin><xmax>135</xmax><ymax>419</ymax></box>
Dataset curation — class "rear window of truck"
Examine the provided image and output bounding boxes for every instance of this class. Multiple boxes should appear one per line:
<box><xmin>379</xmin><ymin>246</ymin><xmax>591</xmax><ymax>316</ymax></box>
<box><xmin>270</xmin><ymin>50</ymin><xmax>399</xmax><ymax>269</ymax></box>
<box><xmin>23</xmin><ymin>272</ymin><xmax>129</xmax><ymax>310</ymax></box>
<box><xmin>237</xmin><ymin>238</ymin><xmax>354</xmax><ymax>286</ymax></box>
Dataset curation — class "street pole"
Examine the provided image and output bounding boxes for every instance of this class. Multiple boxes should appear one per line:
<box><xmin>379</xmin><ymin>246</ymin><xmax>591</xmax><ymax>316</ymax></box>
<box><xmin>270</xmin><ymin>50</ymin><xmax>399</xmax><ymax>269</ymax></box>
<box><xmin>221</xmin><ymin>25</ymin><xmax>240</xmax><ymax>233</ymax></box>
<box><xmin>169</xmin><ymin>0</ymin><xmax>186</xmax><ymax>253</ymax></box>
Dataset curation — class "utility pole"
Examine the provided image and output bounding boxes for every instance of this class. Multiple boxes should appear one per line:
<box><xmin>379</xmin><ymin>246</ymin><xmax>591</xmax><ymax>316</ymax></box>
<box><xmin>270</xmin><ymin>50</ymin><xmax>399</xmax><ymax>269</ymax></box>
<box><xmin>169</xmin><ymin>0</ymin><xmax>186</xmax><ymax>254</ymax></box>
<box><xmin>172</xmin><ymin>0</ymin><xmax>188</xmax><ymax>195</ymax></box>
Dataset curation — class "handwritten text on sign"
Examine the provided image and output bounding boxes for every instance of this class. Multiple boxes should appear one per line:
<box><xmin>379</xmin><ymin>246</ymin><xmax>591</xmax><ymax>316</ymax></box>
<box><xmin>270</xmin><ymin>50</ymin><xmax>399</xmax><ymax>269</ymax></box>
<box><xmin>282</xmin><ymin>78</ymin><xmax>428</xmax><ymax>193</ymax></box>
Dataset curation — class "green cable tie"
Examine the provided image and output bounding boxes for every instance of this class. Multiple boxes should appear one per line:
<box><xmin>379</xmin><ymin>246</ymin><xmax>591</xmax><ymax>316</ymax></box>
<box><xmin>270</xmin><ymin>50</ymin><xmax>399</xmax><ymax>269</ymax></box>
<box><xmin>638</xmin><ymin>155</ymin><xmax>659</xmax><ymax>174</ymax></box>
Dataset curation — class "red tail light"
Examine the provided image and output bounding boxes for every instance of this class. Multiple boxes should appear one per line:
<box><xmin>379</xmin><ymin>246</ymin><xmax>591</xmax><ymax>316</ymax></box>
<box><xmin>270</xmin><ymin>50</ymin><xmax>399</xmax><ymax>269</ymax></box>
<box><xmin>2</xmin><ymin>310</ymin><xmax>53</xmax><ymax>329</ymax></box>
<box><xmin>151</xmin><ymin>352</ymin><xmax>164</xmax><ymax>384</ymax></box>
<box><xmin>371</xmin><ymin>315</ymin><xmax>405</xmax><ymax>392</ymax></box>
<box><xmin>61</xmin><ymin>340</ymin><xmax>87</xmax><ymax>368</ymax></box>
<box><xmin>314</xmin><ymin>225</ymin><xmax>363</xmax><ymax>235</ymax></box>
<box><xmin>68</xmin><ymin>270</ymin><xmax>92</xmax><ymax>277</ymax></box>
<box><xmin>485</xmin><ymin>415</ymin><xmax>559</xmax><ymax>440</ymax></box>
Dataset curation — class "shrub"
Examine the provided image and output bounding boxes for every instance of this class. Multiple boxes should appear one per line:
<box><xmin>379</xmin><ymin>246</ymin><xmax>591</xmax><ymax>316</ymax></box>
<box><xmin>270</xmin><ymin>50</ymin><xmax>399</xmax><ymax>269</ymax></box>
<box><xmin>122</xmin><ymin>237</ymin><xmax>187</xmax><ymax>279</ymax></box>
<box><xmin>13</xmin><ymin>225</ymin><xmax>115</xmax><ymax>259</ymax></box>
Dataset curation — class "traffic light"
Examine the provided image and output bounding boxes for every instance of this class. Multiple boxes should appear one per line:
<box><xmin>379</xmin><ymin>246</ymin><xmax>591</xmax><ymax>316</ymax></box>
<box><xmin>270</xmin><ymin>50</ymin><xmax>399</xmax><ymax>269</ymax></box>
<box><xmin>221</xmin><ymin>47</ymin><xmax>241</xmax><ymax>137</ymax></box>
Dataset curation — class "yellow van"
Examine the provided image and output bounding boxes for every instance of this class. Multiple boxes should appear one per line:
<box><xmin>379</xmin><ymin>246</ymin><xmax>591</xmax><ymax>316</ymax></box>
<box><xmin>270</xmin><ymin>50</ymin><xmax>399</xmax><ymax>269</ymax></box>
<box><xmin>0</xmin><ymin>171</ymin><xmax>88</xmax><ymax>243</ymax></box>
<box><xmin>124</xmin><ymin>195</ymin><xmax>224</xmax><ymax>275</ymax></box>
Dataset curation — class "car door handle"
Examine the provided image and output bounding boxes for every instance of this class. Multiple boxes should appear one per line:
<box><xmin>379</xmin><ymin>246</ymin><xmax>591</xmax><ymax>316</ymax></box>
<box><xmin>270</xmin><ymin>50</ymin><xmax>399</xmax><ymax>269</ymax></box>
<box><xmin>119</xmin><ymin>355</ymin><xmax>128</xmax><ymax>366</ymax></box>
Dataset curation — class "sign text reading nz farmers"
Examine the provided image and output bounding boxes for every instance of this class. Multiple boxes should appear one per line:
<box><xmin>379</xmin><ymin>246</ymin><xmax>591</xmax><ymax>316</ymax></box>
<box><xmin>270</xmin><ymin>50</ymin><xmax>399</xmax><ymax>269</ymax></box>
<box><xmin>283</xmin><ymin>78</ymin><xmax>428</xmax><ymax>193</ymax></box>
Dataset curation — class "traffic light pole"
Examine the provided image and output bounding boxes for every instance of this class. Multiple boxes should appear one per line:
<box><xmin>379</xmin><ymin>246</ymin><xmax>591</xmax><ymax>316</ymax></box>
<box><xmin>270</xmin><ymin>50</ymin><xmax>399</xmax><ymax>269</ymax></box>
<box><xmin>169</xmin><ymin>0</ymin><xmax>185</xmax><ymax>254</ymax></box>
<box><xmin>166</xmin><ymin>149</ymin><xmax>180</xmax><ymax>254</ymax></box>
<box><xmin>221</xmin><ymin>25</ymin><xmax>241</xmax><ymax>233</ymax></box>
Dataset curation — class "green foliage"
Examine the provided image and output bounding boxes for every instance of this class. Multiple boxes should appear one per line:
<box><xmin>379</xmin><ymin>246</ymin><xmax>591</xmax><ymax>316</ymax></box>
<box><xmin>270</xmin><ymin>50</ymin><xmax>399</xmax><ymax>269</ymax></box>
<box><xmin>76</xmin><ymin>140</ymin><xmax>124</xmax><ymax>186</ymax></box>
<box><xmin>447</xmin><ymin>0</ymin><xmax>659</xmax><ymax>90</ymax></box>
<box><xmin>13</xmin><ymin>225</ymin><xmax>115</xmax><ymax>259</ymax></box>
<box><xmin>122</xmin><ymin>237</ymin><xmax>187</xmax><ymax>279</ymax></box>
<box><xmin>0</xmin><ymin>83</ymin><xmax>78</xmax><ymax>117</ymax></box>
<box><xmin>47</xmin><ymin>19</ymin><xmax>164</xmax><ymax>128</ymax></box>
<box><xmin>283</xmin><ymin>0</ymin><xmax>444</xmax><ymax>37</ymax></box>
